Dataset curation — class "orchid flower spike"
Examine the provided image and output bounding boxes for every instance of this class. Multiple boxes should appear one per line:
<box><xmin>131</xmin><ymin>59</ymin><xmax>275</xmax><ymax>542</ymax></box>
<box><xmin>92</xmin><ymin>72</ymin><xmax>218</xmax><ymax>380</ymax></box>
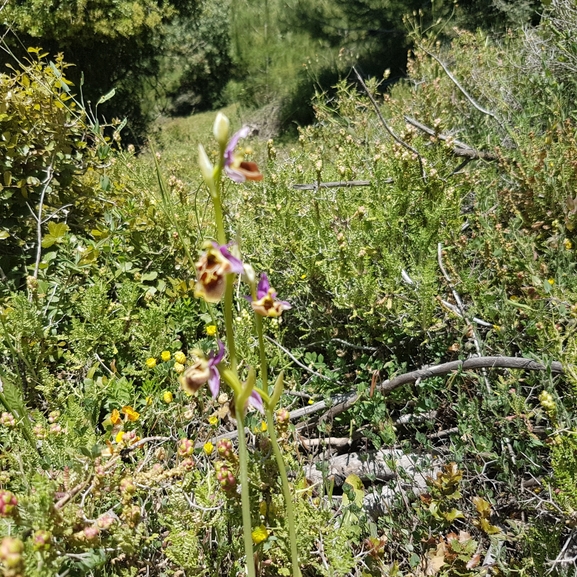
<box><xmin>195</xmin><ymin>241</ymin><xmax>244</xmax><ymax>303</ymax></box>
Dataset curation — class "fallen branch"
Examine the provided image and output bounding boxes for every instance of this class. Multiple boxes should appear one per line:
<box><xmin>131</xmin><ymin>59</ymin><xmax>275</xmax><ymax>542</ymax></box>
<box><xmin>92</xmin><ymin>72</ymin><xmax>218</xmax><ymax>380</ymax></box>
<box><xmin>404</xmin><ymin>116</ymin><xmax>498</xmax><ymax>161</ymax></box>
<box><xmin>320</xmin><ymin>356</ymin><xmax>565</xmax><ymax>422</ymax></box>
<box><xmin>292</xmin><ymin>180</ymin><xmax>383</xmax><ymax>190</ymax></box>
<box><xmin>197</xmin><ymin>355</ymin><xmax>564</xmax><ymax>450</ymax></box>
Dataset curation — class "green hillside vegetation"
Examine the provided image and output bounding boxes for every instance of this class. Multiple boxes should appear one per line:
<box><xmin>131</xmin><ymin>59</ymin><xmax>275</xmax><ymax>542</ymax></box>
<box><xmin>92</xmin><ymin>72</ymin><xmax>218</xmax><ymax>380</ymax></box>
<box><xmin>2</xmin><ymin>0</ymin><xmax>577</xmax><ymax>575</ymax></box>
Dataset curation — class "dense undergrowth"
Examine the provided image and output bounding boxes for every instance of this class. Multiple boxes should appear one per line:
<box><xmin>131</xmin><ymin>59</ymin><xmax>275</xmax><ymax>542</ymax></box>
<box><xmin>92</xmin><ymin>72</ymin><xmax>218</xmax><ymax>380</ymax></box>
<box><xmin>2</xmin><ymin>2</ymin><xmax>577</xmax><ymax>575</ymax></box>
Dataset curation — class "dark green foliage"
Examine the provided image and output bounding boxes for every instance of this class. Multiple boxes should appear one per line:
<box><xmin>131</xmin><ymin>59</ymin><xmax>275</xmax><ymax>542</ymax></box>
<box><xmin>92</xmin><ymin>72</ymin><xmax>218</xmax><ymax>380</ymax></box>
<box><xmin>162</xmin><ymin>0</ymin><xmax>233</xmax><ymax>116</ymax></box>
<box><xmin>0</xmin><ymin>0</ymin><xmax>201</xmax><ymax>139</ymax></box>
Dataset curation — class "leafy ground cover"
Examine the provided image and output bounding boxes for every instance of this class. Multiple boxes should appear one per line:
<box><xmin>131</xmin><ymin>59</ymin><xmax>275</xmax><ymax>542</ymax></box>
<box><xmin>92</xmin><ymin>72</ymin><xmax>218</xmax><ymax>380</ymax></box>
<box><xmin>2</xmin><ymin>3</ymin><xmax>577</xmax><ymax>575</ymax></box>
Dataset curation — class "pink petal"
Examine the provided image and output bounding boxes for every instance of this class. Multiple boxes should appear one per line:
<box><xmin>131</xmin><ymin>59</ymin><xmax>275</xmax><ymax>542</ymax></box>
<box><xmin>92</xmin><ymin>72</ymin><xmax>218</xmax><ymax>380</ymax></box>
<box><xmin>249</xmin><ymin>390</ymin><xmax>264</xmax><ymax>413</ymax></box>
<box><xmin>208</xmin><ymin>367</ymin><xmax>220</xmax><ymax>398</ymax></box>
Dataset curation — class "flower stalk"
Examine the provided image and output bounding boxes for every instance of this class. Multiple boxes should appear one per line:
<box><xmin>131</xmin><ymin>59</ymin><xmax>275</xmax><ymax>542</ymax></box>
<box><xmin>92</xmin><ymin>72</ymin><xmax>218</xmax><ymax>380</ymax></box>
<box><xmin>189</xmin><ymin>113</ymin><xmax>295</xmax><ymax>577</ymax></box>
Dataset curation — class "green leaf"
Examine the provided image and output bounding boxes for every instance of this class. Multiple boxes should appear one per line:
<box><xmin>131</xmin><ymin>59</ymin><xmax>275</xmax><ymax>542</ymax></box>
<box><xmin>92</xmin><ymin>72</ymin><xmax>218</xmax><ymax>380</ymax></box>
<box><xmin>97</xmin><ymin>88</ymin><xmax>116</xmax><ymax>105</ymax></box>
<box><xmin>141</xmin><ymin>271</ymin><xmax>158</xmax><ymax>281</ymax></box>
<box><xmin>41</xmin><ymin>222</ymin><xmax>69</xmax><ymax>248</ymax></box>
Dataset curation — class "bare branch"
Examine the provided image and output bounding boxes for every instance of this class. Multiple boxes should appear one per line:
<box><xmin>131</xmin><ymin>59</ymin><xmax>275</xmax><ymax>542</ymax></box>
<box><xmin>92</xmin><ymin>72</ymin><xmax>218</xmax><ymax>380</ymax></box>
<box><xmin>404</xmin><ymin>116</ymin><xmax>498</xmax><ymax>161</ymax></box>
<box><xmin>353</xmin><ymin>66</ymin><xmax>427</xmax><ymax>182</ymax></box>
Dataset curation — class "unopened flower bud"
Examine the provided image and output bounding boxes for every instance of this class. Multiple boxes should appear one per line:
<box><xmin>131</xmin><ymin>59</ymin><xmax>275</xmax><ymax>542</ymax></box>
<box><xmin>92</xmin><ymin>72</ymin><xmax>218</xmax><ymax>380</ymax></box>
<box><xmin>198</xmin><ymin>144</ymin><xmax>215</xmax><ymax>190</ymax></box>
<box><xmin>213</xmin><ymin>113</ymin><xmax>230</xmax><ymax>147</ymax></box>
<box><xmin>0</xmin><ymin>490</ymin><xmax>18</xmax><ymax>518</ymax></box>
<box><xmin>32</xmin><ymin>530</ymin><xmax>52</xmax><ymax>551</ymax></box>
<box><xmin>215</xmin><ymin>462</ymin><xmax>237</xmax><ymax>493</ymax></box>
<box><xmin>0</xmin><ymin>536</ymin><xmax>24</xmax><ymax>575</ymax></box>
<box><xmin>119</xmin><ymin>477</ymin><xmax>136</xmax><ymax>496</ymax></box>
<box><xmin>83</xmin><ymin>526</ymin><xmax>100</xmax><ymax>541</ymax></box>
<box><xmin>0</xmin><ymin>412</ymin><xmax>15</xmax><ymax>427</ymax></box>
<box><xmin>216</xmin><ymin>438</ymin><xmax>237</xmax><ymax>462</ymax></box>
<box><xmin>122</xmin><ymin>504</ymin><xmax>141</xmax><ymax>527</ymax></box>
<box><xmin>177</xmin><ymin>438</ymin><xmax>194</xmax><ymax>457</ymax></box>
<box><xmin>275</xmin><ymin>408</ymin><xmax>290</xmax><ymax>427</ymax></box>
<box><xmin>48</xmin><ymin>410</ymin><xmax>60</xmax><ymax>423</ymax></box>
<box><xmin>96</xmin><ymin>513</ymin><xmax>115</xmax><ymax>530</ymax></box>
<box><xmin>181</xmin><ymin>457</ymin><xmax>195</xmax><ymax>470</ymax></box>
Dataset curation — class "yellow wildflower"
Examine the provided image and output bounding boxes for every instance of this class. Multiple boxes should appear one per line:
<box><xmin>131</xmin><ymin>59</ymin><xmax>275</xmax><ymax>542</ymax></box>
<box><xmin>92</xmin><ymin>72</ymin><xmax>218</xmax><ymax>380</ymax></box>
<box><xmin>163</xmin><ymin>391</ymin><xmax>174</xmax><ymax>404</ymax></box>
<box><xmin>174</xmin><ymin>362</ymin><xmax>185</xmax><ymax>374</ymax></box>
<box><xmin>564</xmin><ymin>238</ymin><xmax>572</xmax><ymax>250</ymax></box>
<box><xmin>548</xmin><ymin>278</ymin><xmax>555</xmax><ymax>286</ymax></box>
<box><xmin>251</xmin><ymin>525</ymin><xmax>269</xmax><ymax>545</ymax></box>
<box><xmin>110</xmin><ymin>409</ymin><xmax>122</xmax><ymax>425</ymax></box>
<box><xmin>203</xmin><ymin>441</ymin><xmax>214</xmax><ymax>455</ymax></box>
<box><xmin>145</xmin><ymin>396</ymin><xmax>153</xmax><ymax>406</ymax></box>
<box><xmin>161</xmin><ymin>350</ymin><xmax>171</xmax><ymax>362</ymax></box>
<box><xmin>115</xmin><ymin>431</ymin><xmax>125</xmax><ymax>443</ymax></box>
<box><xmin>145</xmin><ymin>357</ymin><xmax>157</xmax><ymax>369</ymax></box>
<box><xmin>208</xmin><ymin>415</ymin><xmax>218</xmax><ymax>426</ymax></box>
<box><xmin>122</xmin><ymin>406</ymin><xmax>140</xmax><ymax>422</ymax></box>
<box><xmin>205</xmin><ymin>325</ymin><xmax>217</xmax><ymax>336</ymax></box>
<box><xmin>174</xmin><ymin>351</ymin><xmax>186</xmax><ymax>364</ymax></box>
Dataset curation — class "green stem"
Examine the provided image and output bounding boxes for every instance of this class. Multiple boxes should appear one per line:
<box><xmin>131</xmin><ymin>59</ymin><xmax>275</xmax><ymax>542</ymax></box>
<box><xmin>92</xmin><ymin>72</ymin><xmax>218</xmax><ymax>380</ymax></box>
<box><xmin>255</xmin><ymin>317</ymin><xmax>300</xmax><ymax>576</ymax></box>
<box><xmin>255</xmin><ymin>315</ymin><xmax>268</xmax><ymax>388</ymax></box>
<box><xmin>266</xmin><ymin>410</ymin><xmax>301</xmax><ymax>577</ymax></box>
<box><xmin>212</xmin><ymin>178</ymin><xmax>237</xmax><ymax>372</ymax></box>
<box><xmin>235</xmin><ymin>410</ymin><xmax>256</xmax><ymax>577</ymax></box>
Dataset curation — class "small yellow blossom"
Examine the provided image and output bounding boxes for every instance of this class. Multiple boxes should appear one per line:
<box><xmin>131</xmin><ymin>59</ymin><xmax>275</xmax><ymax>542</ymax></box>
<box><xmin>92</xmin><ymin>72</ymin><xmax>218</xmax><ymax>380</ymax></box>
<box><xmin>115</xmin><ymin>431</ymin><xmax>125</xmax><ymax>443</ymax></box>
<box><xmin>564</xmin><ymin>238</ymin><xmax>572</xmax><ymax>250</ymax></box>
<box><xmin>162</xmin><ymin>391</ymin><xmax>174</xmax><ymax>404</ymax></box>
<box><xmin>208</xmin><ymin>415</ymin><xmax>218</xmax><ymax>426</ymax></box>
<box><xmin>145</xmin><ymin>357</ymin><xmax>157</xmax><ymax>369</ymax></box>
<box><xmin>300</xmin><ymin>274</ymin><xmax>307</xmax><ymax>279</ymax></box>
<box><xmin>174</xmin><ymin>351</ymin><xmax>186</xmax><ymax>364</ymax></box>
<box><xmin>251</xmin><ymin>525</ymin><xmax>269</xmax><ymax>545</ymax></box>
<box><xmin>174</xmin><ymin>362</ymin><xmax>185</xmax><ymax>374</ymax></box>
<box><xmin>161</xmin><ymin>350</ymin><xmax>171</xmax><ymax>362</ymax></box>
<box><xmin>548</xmin><ymin>278</ymin><xmax>555</xmax><ymax>286</ymax></box>
<box><xmin>308</xmin><ymin>398</ymin><xmax>314</xmax><ymax>405</ymax></box>
<box><xmin>258</xmin><ymin>421</ymin><xmax>268</xmax><ymax>432</ymax></box>
<box><xmin>203</xmin><ymin>441</ymin><xmax>214</xmax><ymax>455</ymax></box>
<box><xmin>122</xmin><ymin>406</ymin><xmax>140</xmax><ymax>422</ymax></box>
<box><xmin>145</xmin><ymin>396</ymin><xmax>153</xmax><ymax>406</ymax></box>
<box><xmin>205</xmin><ymin>325</ymin><xmax>217</xmax><ymax>336</ymax></box>
<box><xmin>110</xmin><ymin>409</ymin><xmax>122</xmax><ymax>425</ymax></box>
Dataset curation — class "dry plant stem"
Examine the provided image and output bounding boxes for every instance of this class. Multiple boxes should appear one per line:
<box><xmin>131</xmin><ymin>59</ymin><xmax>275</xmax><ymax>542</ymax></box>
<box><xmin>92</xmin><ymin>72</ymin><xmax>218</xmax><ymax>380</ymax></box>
<box><xmin>32</xmin><ymin>163</ymin><xmax>54</xmax><ymax>280</ymax></box>
<box><xmin>54</xmin><ymin>436</ymin><xmax>172</xmax><ymax>509</ymax></box>
<box><xmin>353</xmin><ymin>66</ymin><xmax>427</xmax><ymax>182</ymax></box>
<box><xmin>417</xmin><ymin>45</ymin><xmax>500</xmax><ymax>122</ymax></box>
<box><xmin>264</xmin><ymin>335</ymin><xmax>335</xmax><ymax>382</ymax></box>
<box><xmin>437</xmin><ymin>242</ymin><xmax>491</xmax><ymax>393</ymax></box>
<box><xmin>292</xmin><ymin>180</ymin><xmax>392</xmax><ymax>190</ymax></box>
